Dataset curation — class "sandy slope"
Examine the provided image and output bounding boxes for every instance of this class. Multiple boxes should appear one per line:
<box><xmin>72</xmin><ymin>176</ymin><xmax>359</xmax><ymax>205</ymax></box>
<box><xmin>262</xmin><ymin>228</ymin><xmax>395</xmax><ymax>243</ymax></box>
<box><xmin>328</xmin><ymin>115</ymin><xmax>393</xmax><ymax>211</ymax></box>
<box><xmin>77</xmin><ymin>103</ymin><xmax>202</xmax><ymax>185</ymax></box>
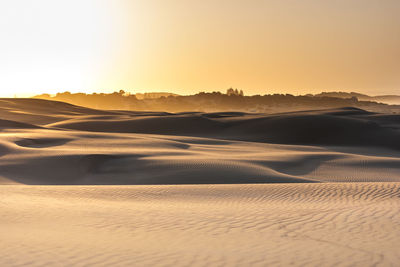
<box><xmin>0</xmin><ymin>99</ymin><xmax>399</xmax><ymax>185</ymax></box>
<box><xmin>1</xmin><ymin>99</ymin><xmax>400</xmax><ymax>266</ymax></box>
<box><xmin>1</xmin><ymin>183</ymin><xmax>399</xmax><ymax>266</ymax></box>
<box><xmin>1</xmin><ymin>128</ymin><xmax>400</xmax><ymax>185</ymax></box>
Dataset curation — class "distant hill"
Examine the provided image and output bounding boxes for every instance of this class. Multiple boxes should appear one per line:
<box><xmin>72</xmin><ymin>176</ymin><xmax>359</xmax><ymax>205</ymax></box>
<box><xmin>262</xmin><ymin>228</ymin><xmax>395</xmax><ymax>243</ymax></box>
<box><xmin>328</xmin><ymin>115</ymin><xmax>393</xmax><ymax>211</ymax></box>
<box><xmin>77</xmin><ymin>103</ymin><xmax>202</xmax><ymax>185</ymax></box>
<box><xmin>314</xmin><ymin>92</ymin><xmax>400</xmax><ymax>105</ymax></box>
<box><xmin>134</xmin><ymin>92</ymin><xmax>180</xmax><ymax>100</ymax></box>
<box><xmin>33</xmin><ymin>90</ymin><xmax>400</xmax><ymax>114</ymax></box>
<box><xmin>372</xmin><ymin>95</ymin><xmax>400</xmax><ymax>105</ymax></box>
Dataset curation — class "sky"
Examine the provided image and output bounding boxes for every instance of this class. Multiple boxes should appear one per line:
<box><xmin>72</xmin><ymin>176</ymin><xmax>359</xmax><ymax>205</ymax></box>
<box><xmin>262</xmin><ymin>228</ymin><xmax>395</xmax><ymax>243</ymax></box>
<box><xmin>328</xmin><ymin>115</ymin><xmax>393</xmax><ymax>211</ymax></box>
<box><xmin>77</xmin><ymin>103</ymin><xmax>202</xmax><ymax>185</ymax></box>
<box><xmin>0</xmin><ymin>0</ymin><xmax>399</xmax><ymax>97</ymax></box>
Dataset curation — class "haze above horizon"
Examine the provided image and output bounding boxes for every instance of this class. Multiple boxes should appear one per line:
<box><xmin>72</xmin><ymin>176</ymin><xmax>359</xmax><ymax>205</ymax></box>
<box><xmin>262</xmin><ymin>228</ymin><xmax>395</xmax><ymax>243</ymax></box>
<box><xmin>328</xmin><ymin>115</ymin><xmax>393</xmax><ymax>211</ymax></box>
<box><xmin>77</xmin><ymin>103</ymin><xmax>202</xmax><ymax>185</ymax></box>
<box><xmin>1</xmin><ymin>0</ymin><xmax>399</xmax><ymax>98</ymax></box>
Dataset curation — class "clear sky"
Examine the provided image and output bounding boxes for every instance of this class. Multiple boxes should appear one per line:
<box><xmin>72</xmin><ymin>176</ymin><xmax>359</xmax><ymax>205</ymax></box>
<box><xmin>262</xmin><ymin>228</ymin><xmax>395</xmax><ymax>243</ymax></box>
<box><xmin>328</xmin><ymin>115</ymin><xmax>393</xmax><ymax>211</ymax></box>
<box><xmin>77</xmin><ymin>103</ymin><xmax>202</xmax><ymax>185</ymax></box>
<box><xmin>0</xmin><ymin>0</ymin><xmax>399</xmax><ymax>97</ymax></box>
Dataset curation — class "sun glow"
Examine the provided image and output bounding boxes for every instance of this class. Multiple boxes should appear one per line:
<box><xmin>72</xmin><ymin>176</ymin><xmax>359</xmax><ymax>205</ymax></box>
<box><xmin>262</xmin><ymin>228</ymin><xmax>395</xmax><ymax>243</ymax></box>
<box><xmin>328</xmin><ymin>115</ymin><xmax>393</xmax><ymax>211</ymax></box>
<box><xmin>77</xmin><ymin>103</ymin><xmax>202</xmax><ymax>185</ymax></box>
<box><xmin>0</xmin><ymin>0</ymin><xmax>129</xmax><ymax>97</ymax></box>
<box><xmin>0</xmin><ymin>0</ymin><xmax>399</xmax><ymax>97</ymax></box>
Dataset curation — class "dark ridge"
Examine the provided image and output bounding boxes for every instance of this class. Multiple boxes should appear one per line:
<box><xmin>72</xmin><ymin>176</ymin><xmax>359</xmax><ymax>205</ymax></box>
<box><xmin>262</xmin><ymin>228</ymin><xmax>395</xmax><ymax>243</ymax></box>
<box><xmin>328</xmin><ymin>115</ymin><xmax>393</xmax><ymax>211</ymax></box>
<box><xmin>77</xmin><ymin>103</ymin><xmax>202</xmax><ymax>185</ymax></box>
<box><xmin>15</xmin><ymin>138</ymin><xmax>72</xmax><ymax>148</ymax></box>
<box><xmin>48</xmin><ymin>107</ymin><xmax>400</xmax><ymax>150</ymax></box>
<box><xmin>0</xmin><ymin>98</ymin><xmax>117</xmax><ymax>116</ymax></box>
<box><xmin>0</xmin><ymin>119</ymin><xmax>41</xmax><ymax>129</ymax></box>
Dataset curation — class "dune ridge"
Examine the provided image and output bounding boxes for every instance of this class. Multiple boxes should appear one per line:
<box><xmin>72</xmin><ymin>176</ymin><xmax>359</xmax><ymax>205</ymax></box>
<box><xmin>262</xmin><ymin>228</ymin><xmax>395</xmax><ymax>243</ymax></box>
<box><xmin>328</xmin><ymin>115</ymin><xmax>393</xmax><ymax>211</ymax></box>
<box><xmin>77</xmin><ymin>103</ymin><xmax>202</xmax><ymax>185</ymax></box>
<box><xmin>47</xmin><ymin>107</ymin><xmax>400</xmax><ymax>149</ymax></box>
<box><xmin>0</xmin><ymin>129</ymin><xmax>399</xmax><ymax>185</ymax></box>
<box><xmin>0</xmin><ymin>99</ymin><xmax>399</xmax><ymax>185</ymax></box>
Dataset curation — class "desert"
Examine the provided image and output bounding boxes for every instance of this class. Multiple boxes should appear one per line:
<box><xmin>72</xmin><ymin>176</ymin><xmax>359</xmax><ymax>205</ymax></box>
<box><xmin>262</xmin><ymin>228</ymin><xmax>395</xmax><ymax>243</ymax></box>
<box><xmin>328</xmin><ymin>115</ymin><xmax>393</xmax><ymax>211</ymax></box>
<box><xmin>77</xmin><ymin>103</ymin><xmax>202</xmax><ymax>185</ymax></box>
<box><xmin>2</xmin><ymin>0</ymin><xmax>400</xmax><ymax>265</ymax></box>
<box><xmin>0</xmin><ymin>98</ymin><xmax>399</xmax><ymax>266</ymax></box>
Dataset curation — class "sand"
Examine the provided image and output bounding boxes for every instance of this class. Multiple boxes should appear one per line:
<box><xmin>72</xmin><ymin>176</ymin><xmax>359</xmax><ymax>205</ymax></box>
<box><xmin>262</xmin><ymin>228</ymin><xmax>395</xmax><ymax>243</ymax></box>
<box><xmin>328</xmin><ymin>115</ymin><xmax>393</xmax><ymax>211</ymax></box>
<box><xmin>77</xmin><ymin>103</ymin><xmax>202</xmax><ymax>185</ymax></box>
<box><xmin>1</xmin><ymin>184</ymin><xmax>400</xmax><ymax>266</ymax></box>
<box><xmin>0</xmin><ymin>99</ymin><xmax>399</xmax><ymax>266</ymax></box>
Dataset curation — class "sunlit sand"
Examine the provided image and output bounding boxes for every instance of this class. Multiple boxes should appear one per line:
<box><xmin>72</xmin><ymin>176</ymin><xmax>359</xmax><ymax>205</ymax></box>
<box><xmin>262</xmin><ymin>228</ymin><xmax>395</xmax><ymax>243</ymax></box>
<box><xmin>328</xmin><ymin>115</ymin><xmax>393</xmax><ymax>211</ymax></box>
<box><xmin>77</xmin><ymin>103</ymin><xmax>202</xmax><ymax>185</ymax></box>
<box><xmin>0</xmin><ymin>99</ymin><xmax>399</xmax><ymax>266</ymax></box>
<box><xmin>2</xmin><ymin>183</ymin><xmax>400</xmax><ymax>266</ymax></box>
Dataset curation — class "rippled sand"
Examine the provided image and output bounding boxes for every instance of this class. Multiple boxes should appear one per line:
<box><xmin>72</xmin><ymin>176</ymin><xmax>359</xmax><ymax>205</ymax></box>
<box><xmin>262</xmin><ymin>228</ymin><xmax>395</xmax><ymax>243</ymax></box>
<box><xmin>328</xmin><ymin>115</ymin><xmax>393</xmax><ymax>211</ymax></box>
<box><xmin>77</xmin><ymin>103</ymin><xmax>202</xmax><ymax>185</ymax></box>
<box><xmin>1</xmin><ymin>99</ymin><xmax>400</xmax><ymax>266</ymax></box>
<box><xmin>1</xmin><ymin>183</ymin><xmax>400</xmax><ymax>266</ymax></box>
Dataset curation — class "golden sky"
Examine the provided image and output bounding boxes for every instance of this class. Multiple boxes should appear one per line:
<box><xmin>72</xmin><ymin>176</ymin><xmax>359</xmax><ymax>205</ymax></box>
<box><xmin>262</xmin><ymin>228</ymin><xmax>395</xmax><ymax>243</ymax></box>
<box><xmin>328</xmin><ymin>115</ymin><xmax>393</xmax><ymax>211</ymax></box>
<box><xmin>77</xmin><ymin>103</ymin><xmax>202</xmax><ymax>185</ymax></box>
<box><xmin>0</xmin><ymin>0</ymin><xmax>399</xmax><ymax>97</ymax></box>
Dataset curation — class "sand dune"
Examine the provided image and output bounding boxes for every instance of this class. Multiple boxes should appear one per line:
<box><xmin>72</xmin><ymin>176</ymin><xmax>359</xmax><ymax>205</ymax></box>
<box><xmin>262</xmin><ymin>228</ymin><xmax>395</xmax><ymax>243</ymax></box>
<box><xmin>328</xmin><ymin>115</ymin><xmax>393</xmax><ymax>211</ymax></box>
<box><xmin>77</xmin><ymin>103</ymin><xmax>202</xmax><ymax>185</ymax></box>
<box><xmin>46</xmin><ymin>107</ymin><xmax>400</xmax><ymax>149</ymax></box>
<box><xmin>1</xmin><ymin>183</ymin><xmax>399</xmax><ymax>266</ymax></box>
<box><xmin>1</xmin><ymin>99</ymin><xmax>399</xmax><ymax>266</ymax></box>
<box><xmin>1</xmin><ymin>99</ymin><xmax>399</xmax><ymax>148</ymax></box>
<box><xmin>0</xmin><ymin>98</ymin><xmax>116</xmax><ymax>125</ymax></box>
<box><xmin>0</xmin><ymin>128</ymin><xmax>399</xmax><ymax>185</ymax></box>
<box><xmin>0</xmin><ymin>100</ymin><xmax>398</xmax><ymax>185</ymax></box>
